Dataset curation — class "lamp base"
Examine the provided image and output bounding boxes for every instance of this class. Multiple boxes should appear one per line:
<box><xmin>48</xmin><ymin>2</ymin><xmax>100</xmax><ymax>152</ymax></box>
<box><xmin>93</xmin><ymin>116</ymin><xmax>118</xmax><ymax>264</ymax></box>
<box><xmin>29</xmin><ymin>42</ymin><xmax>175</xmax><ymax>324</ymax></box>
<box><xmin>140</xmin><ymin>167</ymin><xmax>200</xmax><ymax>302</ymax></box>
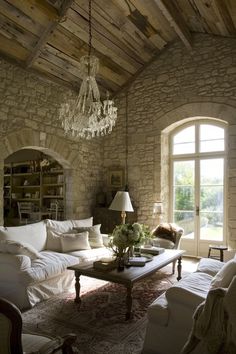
<box><xmin>121</xmin><ymin>211</ymin><xmax>126</xmax><ymax>224</ymax></box>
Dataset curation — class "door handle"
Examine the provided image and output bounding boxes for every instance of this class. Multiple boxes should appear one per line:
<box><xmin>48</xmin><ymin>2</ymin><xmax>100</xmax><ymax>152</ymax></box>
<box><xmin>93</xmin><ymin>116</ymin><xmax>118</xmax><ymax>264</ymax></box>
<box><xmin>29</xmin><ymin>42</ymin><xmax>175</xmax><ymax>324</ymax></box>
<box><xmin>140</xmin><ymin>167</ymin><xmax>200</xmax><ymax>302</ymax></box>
<box><xmin>196</xmin><ymin>206</ymin><xmax>199</xmax><ymax>216</ymax></box>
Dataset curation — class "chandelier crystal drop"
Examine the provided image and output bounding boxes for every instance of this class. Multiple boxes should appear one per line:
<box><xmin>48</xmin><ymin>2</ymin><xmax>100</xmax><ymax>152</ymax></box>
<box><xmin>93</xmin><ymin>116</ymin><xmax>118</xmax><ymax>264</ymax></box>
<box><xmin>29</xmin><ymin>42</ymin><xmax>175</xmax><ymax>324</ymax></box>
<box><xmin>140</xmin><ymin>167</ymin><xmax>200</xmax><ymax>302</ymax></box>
<box><xmin>59</xmin><ymin>0</ymin><xmax>117</xmax><ymax>140</ymax></box>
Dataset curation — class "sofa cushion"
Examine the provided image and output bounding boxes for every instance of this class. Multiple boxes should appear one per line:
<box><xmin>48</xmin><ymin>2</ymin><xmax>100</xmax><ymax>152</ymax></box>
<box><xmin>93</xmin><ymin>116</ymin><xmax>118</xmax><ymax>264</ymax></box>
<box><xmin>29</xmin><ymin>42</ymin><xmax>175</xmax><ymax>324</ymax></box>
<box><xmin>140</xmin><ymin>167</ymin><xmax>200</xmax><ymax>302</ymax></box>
<box><xmin>73</xmin><ymin>224</ymin><xmax>103</xmax><ymax>248</ymax></box>
<box><xmin>22</xmin><ymin>251</ymin><xmax>79</xmax><ymax>284</ymax></box>
<box><xmin>197</xmin><ymin>257</ymin><xmax>225</xmax><ymax>276</ymax></box>
<box><xmin>0</xmin><ymin>240</ymin><xmax>42</xmax><ymax>260</ymax></box>
<box><xmin>72</xmin><ymin>217</ymin><xmax>93</xmax><ymax>228</ymax></box>
<box><xmin>60</xmin><ymin>232</ymin><xmax>91</xmax><ymax>252</ymax></box>
<box><xmin>46</xmin><ymin>219</ymin><xmax>73</xmax><ymax>233</ymax></box>
<box><xmin>68</xmin><ymin>247</ymin><xmax>113</xmax><ymax>265</ymax></box>
<box><xmin>211</xmin><ymin>259</ymin><xmax>236</xmax><ymax>289</ymax></box>
<box><xmin>0</xmin><ymin>221</ymin><xmax>47</xmax><ymax>251</ymax></box>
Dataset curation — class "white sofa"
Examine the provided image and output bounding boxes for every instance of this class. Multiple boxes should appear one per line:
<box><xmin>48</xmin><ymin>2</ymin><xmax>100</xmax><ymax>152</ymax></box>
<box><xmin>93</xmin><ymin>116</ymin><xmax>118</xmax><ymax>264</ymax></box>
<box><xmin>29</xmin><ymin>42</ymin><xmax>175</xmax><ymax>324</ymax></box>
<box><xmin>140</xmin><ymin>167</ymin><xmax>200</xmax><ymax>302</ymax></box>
<box><xmin>0</xmin><ymin>218</ymin><xmax>112</xmax><ymax>310</ymax></box>
<box><xmin>142</xmin><ymin>255</ymin><xmax>236</xmax><ymax>354</ymax></box>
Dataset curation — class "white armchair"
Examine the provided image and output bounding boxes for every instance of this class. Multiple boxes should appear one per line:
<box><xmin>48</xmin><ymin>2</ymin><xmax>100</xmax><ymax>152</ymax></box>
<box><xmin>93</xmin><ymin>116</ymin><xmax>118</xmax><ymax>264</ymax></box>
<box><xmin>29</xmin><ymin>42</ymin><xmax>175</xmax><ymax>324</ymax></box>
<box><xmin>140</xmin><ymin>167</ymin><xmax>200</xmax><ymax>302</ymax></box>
<box><xmin>152</xmin><ymin>223</ymin><xmax>184</xmax><ymax>273</ymax></box>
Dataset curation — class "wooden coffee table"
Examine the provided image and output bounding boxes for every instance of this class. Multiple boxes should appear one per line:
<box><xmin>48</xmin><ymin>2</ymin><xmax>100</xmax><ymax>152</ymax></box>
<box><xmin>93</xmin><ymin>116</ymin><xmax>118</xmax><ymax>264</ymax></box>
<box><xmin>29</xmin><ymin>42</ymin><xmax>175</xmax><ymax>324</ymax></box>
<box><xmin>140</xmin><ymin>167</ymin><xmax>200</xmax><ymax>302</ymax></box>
<box><xmin>68</xmin><ymin>249</ymin><xmax>185</xmax><ymax>320</ymax></box>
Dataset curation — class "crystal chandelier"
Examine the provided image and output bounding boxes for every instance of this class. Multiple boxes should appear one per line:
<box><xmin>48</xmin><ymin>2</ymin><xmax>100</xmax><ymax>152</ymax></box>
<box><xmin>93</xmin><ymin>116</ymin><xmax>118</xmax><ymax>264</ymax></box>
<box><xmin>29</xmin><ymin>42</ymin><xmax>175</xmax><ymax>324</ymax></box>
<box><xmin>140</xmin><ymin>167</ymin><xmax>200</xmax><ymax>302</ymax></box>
<box><xmin>59</xmin><ymin>0</ymin><xmax>117</xmax><ymax>139</ymax></box>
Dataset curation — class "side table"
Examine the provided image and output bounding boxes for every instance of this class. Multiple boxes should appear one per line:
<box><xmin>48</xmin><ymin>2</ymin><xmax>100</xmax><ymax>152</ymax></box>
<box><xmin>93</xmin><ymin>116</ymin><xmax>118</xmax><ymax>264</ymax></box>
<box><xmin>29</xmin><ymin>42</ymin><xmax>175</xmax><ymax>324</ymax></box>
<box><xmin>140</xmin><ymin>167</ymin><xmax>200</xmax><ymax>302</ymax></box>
<box><xmin>208</xmin><ymin>244</ymin><xmax>228</xmax><ymax>262</ymax></box>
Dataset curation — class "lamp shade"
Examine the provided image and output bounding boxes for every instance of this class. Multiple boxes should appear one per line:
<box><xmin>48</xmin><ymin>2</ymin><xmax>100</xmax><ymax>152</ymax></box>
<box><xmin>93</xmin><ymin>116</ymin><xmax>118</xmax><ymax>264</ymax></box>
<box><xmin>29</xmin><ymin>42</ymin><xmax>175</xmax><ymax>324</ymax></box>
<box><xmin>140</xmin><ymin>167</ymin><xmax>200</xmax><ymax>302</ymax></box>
<box><xmin>109</xmin><ymin>191</ymin><xmax>134</xmax><ymax>212</ymax></box>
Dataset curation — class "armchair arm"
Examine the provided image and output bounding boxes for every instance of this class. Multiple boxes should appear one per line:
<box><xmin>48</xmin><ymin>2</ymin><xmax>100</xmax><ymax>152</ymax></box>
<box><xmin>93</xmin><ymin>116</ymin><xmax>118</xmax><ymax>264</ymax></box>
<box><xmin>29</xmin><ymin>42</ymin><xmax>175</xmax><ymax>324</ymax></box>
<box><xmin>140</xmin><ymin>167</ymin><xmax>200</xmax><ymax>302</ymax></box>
<box><xmin>166</xmin><ymin>286</ymin><xmax>206</xmax><ymax>310</ymax></box>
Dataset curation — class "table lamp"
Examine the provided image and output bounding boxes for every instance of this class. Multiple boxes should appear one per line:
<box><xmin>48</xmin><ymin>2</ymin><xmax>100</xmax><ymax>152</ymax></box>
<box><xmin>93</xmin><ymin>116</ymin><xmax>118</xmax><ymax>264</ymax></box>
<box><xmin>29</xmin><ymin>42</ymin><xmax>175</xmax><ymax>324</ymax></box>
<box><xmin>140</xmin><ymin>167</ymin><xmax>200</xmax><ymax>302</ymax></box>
<box><xmin>109</xmin><ymin>191</ymin><xmax>134</xmax><ymax>224</ymax></box>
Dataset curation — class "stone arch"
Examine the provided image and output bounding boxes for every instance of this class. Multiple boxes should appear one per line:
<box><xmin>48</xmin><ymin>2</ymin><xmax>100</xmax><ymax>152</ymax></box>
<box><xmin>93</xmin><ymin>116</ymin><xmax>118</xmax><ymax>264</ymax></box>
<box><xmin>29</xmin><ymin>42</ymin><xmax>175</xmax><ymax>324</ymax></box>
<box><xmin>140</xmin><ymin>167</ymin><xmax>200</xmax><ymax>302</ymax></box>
<box><xmin>155</xmin><ymin>101</ymin><xmax>236</xmax><ymax>131</ymax></box>
<box><xmin>0</xmin><ymin>128</ymin><xmax>78</xmax><ymax>224</ymax></box>
<box><xmin>156</xmin><ymin>101</ymin><xmax>236</xmax><ymax>248</ymax></box>
<box><xmin>1</xmin><ymin>128</ymin><xmax>80</xmax><ymax>167</ymax></box>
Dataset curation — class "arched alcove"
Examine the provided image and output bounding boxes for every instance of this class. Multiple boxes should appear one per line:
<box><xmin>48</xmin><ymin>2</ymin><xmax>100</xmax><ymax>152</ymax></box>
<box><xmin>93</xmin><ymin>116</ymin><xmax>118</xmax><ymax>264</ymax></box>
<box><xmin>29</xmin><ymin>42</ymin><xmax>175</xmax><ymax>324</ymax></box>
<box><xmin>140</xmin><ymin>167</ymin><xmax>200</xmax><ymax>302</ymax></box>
<box><xmin>4</xmin><ymin>148</ymin><xmax>73</xmax><ymax>226</ymax></box>
<box><xmin>0</xmin><ymin>129</ymin><xmax>76</xmax><ymax>225</ymax></box>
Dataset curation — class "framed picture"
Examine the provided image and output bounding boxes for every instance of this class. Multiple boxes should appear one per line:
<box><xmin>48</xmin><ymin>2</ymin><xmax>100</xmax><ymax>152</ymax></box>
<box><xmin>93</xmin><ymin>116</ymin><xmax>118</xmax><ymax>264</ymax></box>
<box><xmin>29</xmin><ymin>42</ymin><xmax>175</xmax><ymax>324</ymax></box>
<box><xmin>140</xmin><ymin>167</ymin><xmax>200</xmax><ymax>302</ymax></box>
<box><xmin>108</xmin><ymin>168</ymin><xmax>124</xmax><ymax>189</ymax></box>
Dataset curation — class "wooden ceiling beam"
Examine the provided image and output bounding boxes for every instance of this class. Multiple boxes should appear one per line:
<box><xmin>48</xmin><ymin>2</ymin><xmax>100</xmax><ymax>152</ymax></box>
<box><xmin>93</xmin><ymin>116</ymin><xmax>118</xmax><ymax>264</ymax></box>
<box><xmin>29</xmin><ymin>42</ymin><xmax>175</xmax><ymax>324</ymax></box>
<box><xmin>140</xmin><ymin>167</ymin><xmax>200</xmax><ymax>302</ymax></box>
<box><xmin>26</xmin><ymin>0</ymin><xmax>74</xmax><ymax>68</ymax></box>
<box><xmin>154</xmin><ymin>0</ymin><xmax>192</xmax><ymax>49</ymax></box>
<box><xmin>0</xmin><ymin>50</ymin><xmax>79</xmax><ymax>92</ymax></box>
<box><xmin>212</xmin><ymin>0</ymin><xmax>236</xmax><ymax>35</ymax></box>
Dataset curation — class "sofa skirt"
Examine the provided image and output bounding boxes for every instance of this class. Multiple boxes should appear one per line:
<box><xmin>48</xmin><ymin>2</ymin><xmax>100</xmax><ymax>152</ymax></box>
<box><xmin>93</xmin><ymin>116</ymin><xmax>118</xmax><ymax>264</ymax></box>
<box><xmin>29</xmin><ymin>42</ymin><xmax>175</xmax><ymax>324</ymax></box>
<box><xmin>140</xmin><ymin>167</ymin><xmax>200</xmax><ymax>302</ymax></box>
<box><xmin>27</xmin><ymin>269</ymin><xmax>74</xmax><ymax>308</ymax></box>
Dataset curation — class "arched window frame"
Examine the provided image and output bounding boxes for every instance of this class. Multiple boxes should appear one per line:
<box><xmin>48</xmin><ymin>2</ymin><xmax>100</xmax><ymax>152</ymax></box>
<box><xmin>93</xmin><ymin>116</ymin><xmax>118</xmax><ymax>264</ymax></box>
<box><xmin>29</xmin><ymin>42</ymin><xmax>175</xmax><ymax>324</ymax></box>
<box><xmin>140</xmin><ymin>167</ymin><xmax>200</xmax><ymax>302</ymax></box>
<box><xmin>169</xmin><ymin>119</ymin><xmax>228</xmax><ymax>243</ymax></box>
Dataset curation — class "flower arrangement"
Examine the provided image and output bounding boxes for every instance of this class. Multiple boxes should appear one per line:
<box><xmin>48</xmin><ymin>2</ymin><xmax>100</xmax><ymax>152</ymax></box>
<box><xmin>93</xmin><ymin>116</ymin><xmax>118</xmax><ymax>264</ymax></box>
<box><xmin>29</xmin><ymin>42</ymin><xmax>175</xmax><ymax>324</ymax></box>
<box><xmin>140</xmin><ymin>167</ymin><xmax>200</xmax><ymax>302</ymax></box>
<box><xmin>108</xmin><ymin>223</ymin><xmax>151</xmax><ymax>258</ymax></box>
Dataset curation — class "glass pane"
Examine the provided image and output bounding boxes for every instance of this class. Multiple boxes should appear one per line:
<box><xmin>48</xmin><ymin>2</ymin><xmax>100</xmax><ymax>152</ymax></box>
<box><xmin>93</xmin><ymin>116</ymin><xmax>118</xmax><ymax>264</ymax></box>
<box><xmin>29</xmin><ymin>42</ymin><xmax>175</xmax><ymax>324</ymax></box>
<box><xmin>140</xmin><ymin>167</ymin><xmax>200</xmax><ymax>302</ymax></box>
<box><xmin>200</xmin><ymin>124</ymin><xmax>224</xmax><ymax>152</ymax></box>
<box><xmin>174</xmin><ymin>211</ymin><xmax>194</xmax><ymax>239</ymax></box>
<box><xmin>173</xmin><ymin>161</ymin><xmax>195</xmax><ymax>238</ymax></box>
<box><xmin>173</xmin><ymin>126</ymin><xmax>195</xmax><ymax>155</ymax></box>
<box><xmin>200</xmin><ymin>159</ymin><xmax>224</xmax><ymax>241</ymax></box>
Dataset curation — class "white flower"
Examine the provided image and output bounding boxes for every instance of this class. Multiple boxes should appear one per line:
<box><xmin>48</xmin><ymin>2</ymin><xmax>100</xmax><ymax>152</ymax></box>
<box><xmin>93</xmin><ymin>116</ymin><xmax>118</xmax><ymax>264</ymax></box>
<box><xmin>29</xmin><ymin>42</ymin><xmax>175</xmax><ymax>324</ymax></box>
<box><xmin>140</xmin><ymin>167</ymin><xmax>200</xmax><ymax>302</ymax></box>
<box><xmin>109</xmin><ymin>223</ymin><xmax>151</xmax><ymax>254</ymax></box>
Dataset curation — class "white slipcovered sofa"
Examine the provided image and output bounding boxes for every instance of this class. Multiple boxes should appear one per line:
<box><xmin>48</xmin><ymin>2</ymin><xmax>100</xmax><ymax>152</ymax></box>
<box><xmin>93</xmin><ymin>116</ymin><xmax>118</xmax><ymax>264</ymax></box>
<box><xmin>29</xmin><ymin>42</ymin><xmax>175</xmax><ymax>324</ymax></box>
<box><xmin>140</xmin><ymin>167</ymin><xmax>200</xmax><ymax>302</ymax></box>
<box><xmin>142</xmin><ymin>254</ymin><xmax>236</xmax><ymax>354</ymax></box>
<box><xmin>0</xmin><ymin>218</ymin><xmax>112</xmax><ymax>310</ymax></box>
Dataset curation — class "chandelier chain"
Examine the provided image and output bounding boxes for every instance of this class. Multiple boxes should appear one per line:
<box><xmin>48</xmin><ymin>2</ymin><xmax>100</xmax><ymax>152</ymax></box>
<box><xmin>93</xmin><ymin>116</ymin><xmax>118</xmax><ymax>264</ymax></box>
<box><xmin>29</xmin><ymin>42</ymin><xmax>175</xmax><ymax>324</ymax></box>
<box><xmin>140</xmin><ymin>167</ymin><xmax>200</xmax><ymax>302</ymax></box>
<box><xmin>88</xmin><ymin>0</ymin><xmax>92</xmax><ymax>60</ymax></box>
<box><xmin>59</xmin><ymin>0</ymin><xmax>117</xmax><ymax>139</ymax></box>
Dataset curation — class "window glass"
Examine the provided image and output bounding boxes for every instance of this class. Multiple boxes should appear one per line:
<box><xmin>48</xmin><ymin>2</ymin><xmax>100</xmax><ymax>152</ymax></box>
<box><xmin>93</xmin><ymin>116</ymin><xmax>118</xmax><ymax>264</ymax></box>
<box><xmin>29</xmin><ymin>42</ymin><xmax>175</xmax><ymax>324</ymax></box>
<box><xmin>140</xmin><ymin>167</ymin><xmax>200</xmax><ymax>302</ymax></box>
<box><xmin>200</xmin><ymin>124</ymin><xmax>224</xmax><ymax>152</ymax></box>
<box><xmin>173</xmin><ymin>126</ymin><xmax>195</xmax><ymax>155</ymax></box>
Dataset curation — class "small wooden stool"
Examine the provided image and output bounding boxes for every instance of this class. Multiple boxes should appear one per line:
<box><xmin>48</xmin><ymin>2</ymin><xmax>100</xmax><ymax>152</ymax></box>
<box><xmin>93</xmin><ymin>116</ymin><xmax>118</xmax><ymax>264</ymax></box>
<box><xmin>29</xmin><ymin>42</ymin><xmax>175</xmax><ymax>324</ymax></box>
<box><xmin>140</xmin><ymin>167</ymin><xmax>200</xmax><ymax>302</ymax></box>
<box><xmin>208</xmin><ymin>245</ymin><xmax>228</xmax><ymax>262</ymax></box>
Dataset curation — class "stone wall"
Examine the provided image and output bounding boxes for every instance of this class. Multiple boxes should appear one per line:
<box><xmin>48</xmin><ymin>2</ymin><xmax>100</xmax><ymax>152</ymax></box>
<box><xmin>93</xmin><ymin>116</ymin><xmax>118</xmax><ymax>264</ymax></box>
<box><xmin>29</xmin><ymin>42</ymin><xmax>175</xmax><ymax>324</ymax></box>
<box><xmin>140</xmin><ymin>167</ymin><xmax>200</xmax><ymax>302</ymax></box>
<box><xmin>1</xmin><ymin>33</ymin><xmax>236</xmax><ymax>249</ymax></box>
<box><xmin>0</xmin><ymin>59</ymin><xmax>103</xmax><ymax>225</ymax></box>
<box><xmin>103</xmin><ymin>34</ymin><xmax>236</xmax><ymax>248</ymax></box>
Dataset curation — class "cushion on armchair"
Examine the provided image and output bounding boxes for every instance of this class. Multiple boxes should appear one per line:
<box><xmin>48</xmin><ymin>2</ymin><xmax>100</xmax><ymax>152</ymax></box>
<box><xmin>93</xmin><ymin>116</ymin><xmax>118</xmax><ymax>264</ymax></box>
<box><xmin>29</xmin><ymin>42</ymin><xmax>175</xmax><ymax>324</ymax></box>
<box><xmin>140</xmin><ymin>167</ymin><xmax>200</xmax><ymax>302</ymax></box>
<box><xmin>152</xmin><ymin>223</ymin><xmax>180</xmax><ymax>243</ymax></box>
<box><xmin>197</xmin><ymin>257</ymin><xmax>225</xmax><ymax>276</ymax></box>
<box><xmin>210</xmin><ymin>259</ymin><xmax>236</xmax><ymax>289</ymax></box>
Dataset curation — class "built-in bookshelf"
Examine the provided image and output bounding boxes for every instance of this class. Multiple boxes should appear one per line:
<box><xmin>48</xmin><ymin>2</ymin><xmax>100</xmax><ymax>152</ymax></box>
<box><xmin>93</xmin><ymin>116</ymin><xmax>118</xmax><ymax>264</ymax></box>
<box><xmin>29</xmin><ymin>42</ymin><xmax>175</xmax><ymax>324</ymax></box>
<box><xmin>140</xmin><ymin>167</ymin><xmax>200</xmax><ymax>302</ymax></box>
<box><xmin>4</xmin><ymin>160</ymin><xmax>65</xmax><ymax>224</ymax></box>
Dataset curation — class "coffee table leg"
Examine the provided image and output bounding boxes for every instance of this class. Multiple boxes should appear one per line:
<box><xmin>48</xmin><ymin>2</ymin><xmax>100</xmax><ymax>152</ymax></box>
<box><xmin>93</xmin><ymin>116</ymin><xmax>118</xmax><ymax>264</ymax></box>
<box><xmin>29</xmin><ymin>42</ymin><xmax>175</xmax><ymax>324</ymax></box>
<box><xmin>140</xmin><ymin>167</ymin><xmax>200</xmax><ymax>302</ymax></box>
<box><xmin>125</xmin><ymin>284</ymin><xmax>133</xmax><ymax>320</ymax></box>
<box><xmin>177</xmin><ymin>257</ymin><xmax>182</xmax><ymax>281</ymax></box>
<box><xmin>74</xmin><ymin>272</ymin><xmax>81</xmax><ymax>306</ymax></box>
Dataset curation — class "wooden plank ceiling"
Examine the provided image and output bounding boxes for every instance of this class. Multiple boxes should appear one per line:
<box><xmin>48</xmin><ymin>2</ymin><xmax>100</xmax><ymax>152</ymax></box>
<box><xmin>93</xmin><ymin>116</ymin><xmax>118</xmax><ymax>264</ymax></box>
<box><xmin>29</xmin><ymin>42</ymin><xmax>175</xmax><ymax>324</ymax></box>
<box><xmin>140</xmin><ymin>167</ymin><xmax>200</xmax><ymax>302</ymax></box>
<box><xmin>0</xmin><ymin>0</ymin><xmax>236</xmax><ymax>97</ymax></box>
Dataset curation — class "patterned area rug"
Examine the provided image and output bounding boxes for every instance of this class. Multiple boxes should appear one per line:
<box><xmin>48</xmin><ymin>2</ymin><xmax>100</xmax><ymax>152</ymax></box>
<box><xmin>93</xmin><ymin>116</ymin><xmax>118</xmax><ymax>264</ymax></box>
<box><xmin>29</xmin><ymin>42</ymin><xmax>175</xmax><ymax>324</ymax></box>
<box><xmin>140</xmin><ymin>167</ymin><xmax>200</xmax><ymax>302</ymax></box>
<box><xmin>22</xmin><ymin>264</ymin><xmax>191</xmax><ymax>354</ymax></box>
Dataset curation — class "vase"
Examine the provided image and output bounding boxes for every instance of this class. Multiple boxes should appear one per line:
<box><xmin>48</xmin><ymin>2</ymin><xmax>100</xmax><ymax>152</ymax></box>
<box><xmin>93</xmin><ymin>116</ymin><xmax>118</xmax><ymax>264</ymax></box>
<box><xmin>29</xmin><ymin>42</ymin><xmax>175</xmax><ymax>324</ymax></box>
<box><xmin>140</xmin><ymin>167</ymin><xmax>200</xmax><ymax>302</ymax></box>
<box><xmin>117</xmin><ymin>255</ymin><xmax>125</xmax><ymax>271</ymax></box>
<box><xmin>128</xmin><ymin>246</ymin><xmax>134</xmax><ymax>260</ymax></box>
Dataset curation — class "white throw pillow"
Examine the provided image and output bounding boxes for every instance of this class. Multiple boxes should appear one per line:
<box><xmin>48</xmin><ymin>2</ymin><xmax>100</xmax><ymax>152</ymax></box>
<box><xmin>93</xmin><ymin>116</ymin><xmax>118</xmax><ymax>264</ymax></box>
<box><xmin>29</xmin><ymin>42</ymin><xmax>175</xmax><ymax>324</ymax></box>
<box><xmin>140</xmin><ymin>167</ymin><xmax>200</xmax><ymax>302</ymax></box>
<box><xmin>0</xmin><ymin>240</ymin><xmax>42</xmax><ymax>260</ymax></box>
<box><xmin>74</xmin><ymin>224</ymin><xmax>103</xmax><ymax>248</ymax></box>
<box><xmin>211</xmin><ymin>259</ymin><xmax>236</xmax><ymax>289</ymax></box>
<box><xmin>46</xmin><ymin>220</ymin><xmax>74</xmax><ymax>251</ymax></box>
<box><xmin>46</xmin><ymin>219</ymin><xmax>93</xmax><ymax>251</ymax></box>
<box><xmin>60</xmin><ymin>232</ymin><xmax>91</xmax><ymax>252</ymax></box>
<box><xmin>45</xmin><ymin>230</ymin><xmax>63</xmax><ymax>252</ymax></box>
